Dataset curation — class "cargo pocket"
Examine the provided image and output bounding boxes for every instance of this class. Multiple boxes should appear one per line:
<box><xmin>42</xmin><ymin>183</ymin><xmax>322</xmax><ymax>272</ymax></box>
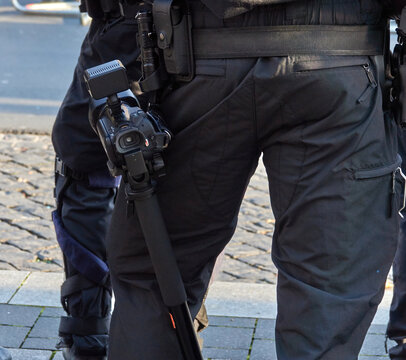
<box><xmin>353</xmin><ymin>155</ymin><xmax>403</xmax><ymax>218</ymax></box>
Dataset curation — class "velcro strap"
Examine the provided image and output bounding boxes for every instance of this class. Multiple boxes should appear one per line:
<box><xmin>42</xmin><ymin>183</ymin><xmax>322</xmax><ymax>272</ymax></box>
<box><xmin>61</xmin><ymin>274</ymin><xmax>111</xmax><ymax>299</ymax></box>
<box><xmin>59</xmin><ymin>316</ymin><xmax>111</xmax><ymax>336</ymax></box>
<box><xmin>193</xmin><ymin>25</ymin><xmax>385</xmax><ymax>59</ymax></box>
<box><xmin>55</xmin><ymin>157</ymin><xmax>86</xmax><ymax>181</ymax></box>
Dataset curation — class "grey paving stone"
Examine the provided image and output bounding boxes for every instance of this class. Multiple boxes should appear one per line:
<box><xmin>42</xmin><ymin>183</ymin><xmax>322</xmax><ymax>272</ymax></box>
<box><xmin>0</xmin><ymin>270</ymin><xmax>29</xmax><ymax>303</ymax></box>
<box><xmin>244</xmin><ymin>194</ymin><xmax>270</xmax><ymax>209</ymax></box>
<box><xmin>29</xmin><ymin>317</ymin><xmax>59</xmax><ymax>338</ymax></box>
<box><xmin>238</xmin><ymin>253</ymin><xmax>275</xmax><ymax>272</ymax></box>
<box><xmin>41</xmin><ymin>307</ymin><xmax>64</xmax><ymax>317</ymax></box>
<box><xmin>202</xmin><ymin>347</ymin><xmax>249</xmax><ymax>360</ymax></box>
<box><xmin>0</xmin><ymin>221</ymin><xmax>32</xmax><ymax>241</ymax></box>
<box><xmin>216</xmin><ymin>272</ymin><xmax>240</xmax><ymax>282</ymax></box>
<box><xmin>232</xmin><ymin>231</ymin><xmax>272</xmax><ymax>254</ymax></box>
<box><xmin>249</xmin><ymin>339</ymin><xmax>277</xmax><ymax>360</ymax></box>
<box><xmin>219</xmin><ymin>256</ymin><xmax>276</xmax><ymax>283</ymax></box>
<box><xmin>0</xmin><ymin>325</ymin><xmax>30</xmax><ymax>347</ymax></box>
<box><xmin>358</xmin><ymin>357</ymin><xmax>388</xmax><ymax>360</ymax></box>
<box><xmin>200</xmin><ymin>326</ymin><xmax>253</xmax><ymax>350</ymax></box>
<box><xmin>15</xmin><ymin>260</ymin><xmax>62</xmax><ymax>273</ymax></box>
<box><xmin>254</xmin><ymin>319</ymin><xmax>275</xmax><ymax>340</ymax></box>
<box><xmin>238</xmin><ymin>216</ymin><xmax>273</xmax><ymax>233</ymax></box>
<box><xmin>36</xmin><ymin>247</ymin><xmax>63</xmax><ymax>268</ymax></box>
<box><xmin>238</xmin><ymin>223</ymin><xmax>273</xmax><ymax>236</ymax></box>
<box><xmin>10</xmin><ymin>220</ymin><xmax>54</xmax><ymax>241</ymax></box>
<box><xmin>0</xmin><ymin>262</ymin><xmax>16</xmax><ymax>271</ymax></box>
<box><xmin>208</xmin><ymin>316</ymin><xmax>256</xmax><ymax>328</ymax></box>
<box><xmin>360</xmin><ymin>334</ymin><xmax>395</xmax><ymax>356</ymax></box>
<box><xmin>368</xmin><ymin>324</ymin><xmax>387</xmax><ymax>335</ymax></box>
<box><xmin>52</xmin><ymin>352</ymin><xmax>64</xmax><ymax>360</ymax></box>
<box><xmin>0</xmin><ymin>245</ymin><xmax>37</xmax><ymax>270</ymax></box>
<box><xmin>6</xmin><ymin>237</ymin><xmax>54</xmax><ymax>254</ymax></box>
<box><xmin>0</xmin><ymin>207</ymin><xmax>30</xmax><ymax>222</ymax></box>
<box><xmin>224</xmin><ymin>243</ymin><xmax>264</xmax><ymax>259</ymax></box>
<box><xmin>0</xmin><ymin>304</ymin><xmax>41</xmax><ymax>326</ymax></box>
<box><xmin>22</xmin><ymin>337</ymin><xmax>57</xmax><ymax>351</ymax></box>
<box><xmin>10</xmin><ymin>272</ymin><xmax>63</xmax><ymax>306</ymax></box>
<box><xmin>7</xmin><ymin>348</ymin><xmax>53</xmax><ymax>360</ymax></box>
<box><xmin>206</xmin><ymin>282</ymin><xmax>277</xmax><ymax>319</ymax></box>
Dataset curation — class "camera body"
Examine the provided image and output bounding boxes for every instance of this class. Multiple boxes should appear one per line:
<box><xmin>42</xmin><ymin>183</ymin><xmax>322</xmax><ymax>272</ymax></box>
<box><xmin>85</xmin><ymin>61</ymin><xmax>171</xmax><ymax>179</ymax></box>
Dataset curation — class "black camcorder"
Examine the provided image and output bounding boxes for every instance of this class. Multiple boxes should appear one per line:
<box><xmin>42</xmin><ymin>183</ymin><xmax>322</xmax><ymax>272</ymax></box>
<box><xmin>84</xmin><ymin>60</ymin><xmax>171</xmax><ymax>180</ymax></box>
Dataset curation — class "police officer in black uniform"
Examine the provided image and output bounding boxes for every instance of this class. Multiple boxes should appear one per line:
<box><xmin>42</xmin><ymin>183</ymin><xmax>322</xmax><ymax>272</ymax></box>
<box><xmin>99</xmin><ymin>0</ymin><xmax>406</xmax><ymax>359</ymax></box>
<box><xmin>53</xmin><ymin>0</ymin><xmax>406</xmax><ymax>359</ymax></box>
<box><xmin>381</xmin><ymin>3</ymin><xmax>406</xmax><ymax>359</ymax></box>
<box><xmin>51</xmin><ymin>1</ymin><xmax>208</xmax><ymax>358</ymax></box>
<box><xmin>388</xmin><ymin>131</ymin><xmax>406</xmax><ymax>359</ymax></box>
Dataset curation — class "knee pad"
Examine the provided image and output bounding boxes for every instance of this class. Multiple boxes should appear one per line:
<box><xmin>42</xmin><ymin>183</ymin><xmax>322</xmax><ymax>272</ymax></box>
<box><xmin>52</xmin><ymin>158</ymin><xmax>121</xmax><ymax>356</ymax></box>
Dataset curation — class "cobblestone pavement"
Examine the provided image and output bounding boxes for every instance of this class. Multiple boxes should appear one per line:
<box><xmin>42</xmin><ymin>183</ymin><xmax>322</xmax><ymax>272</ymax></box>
<box><xmin>0</xmin><ymin>133</ymin><xmax>277</xmax><ymax>283</ymax></box>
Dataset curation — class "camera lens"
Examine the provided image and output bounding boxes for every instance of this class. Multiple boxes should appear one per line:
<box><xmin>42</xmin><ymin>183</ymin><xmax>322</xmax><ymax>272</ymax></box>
<box><xmin>118</xmin><ymin>131</ymin><xmax>141</xmax><ymax>149</ymax></box>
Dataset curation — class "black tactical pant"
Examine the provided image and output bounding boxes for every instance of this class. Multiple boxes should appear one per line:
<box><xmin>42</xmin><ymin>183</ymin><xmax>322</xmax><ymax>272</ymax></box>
<box><xmin>387</xmin><ymin>128</ymin><xmax>406</xmax><ymax>359</ymax></box>
<box><xmin>106</xmin><ymin>1</ymin><xmax>401</xmax><ymax>359</ymax></box>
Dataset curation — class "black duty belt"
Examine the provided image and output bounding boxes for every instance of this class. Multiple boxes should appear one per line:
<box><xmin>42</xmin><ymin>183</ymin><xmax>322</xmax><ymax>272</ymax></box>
<box><xmin>192</xmin><ymin>25</ymin><xmax>385</xmax><ymax>59</ymax></box>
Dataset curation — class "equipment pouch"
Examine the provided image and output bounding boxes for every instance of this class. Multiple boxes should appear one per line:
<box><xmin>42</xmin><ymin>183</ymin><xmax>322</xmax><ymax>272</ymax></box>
<box><xmin>153</xmin><ymin>0</ymin><xmax>194</xmax><ymax>81</ymax></box>
<box><xmin>397</xmin><ymin>61</ymin><xmax>406</xmax><ymax>125</ymax></box>
<box><xmin>390</xmin><ymin>8</ymin><xmax>406</xmax><ymax>126</ymax></box>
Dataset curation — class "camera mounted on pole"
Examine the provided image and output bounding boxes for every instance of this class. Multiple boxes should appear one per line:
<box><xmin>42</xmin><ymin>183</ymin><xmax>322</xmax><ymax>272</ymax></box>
<box><xmin>84</xmin><ymin>60</ymin><xmax>172</xmax><ymax>216</ymax></box>
<box><xmin>84</xmin><ymin>5</ymin><xmax>204</xmax><ymax>357</ymax></box>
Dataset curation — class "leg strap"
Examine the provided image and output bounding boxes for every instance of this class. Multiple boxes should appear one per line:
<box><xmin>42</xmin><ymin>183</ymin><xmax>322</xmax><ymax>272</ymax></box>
<box><xmin>61</xmin><ymin>273</ymin><xmax>112</xmax><ymax>313</ymax></box>
<box><xmin>59</xmin><ymin>316</ymin><xmax>111</xmax><ymax>336</ymax></box>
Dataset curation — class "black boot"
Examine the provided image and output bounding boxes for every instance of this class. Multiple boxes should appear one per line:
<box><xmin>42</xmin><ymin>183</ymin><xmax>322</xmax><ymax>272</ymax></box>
<box><xmin>57</xmin><ymin>336</ymin><xmax>107</xmax><ymax>360</ymax></box>
<box><xmin>61</xmin><ymin>347</ymin><xmax>107</xmax><ymax>360</ymax></box>
<box><xmin>0</xmin><ymin>347</ymin><xmax>12</xmax><ymax>360</ymax></box>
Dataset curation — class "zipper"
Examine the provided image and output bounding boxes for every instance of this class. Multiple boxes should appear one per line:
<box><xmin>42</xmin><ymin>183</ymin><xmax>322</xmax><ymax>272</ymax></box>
<box><xmin>357</xmin><ymin>63</ymin><xmax>378</xmax><ymax>104</ymax></box>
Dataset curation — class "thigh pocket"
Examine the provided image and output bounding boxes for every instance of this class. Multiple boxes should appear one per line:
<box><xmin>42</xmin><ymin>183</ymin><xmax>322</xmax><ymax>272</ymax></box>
<box><xmin>352</xmin><ymin>155</ymin><xmax>403</xmax><ymax>219</ymax></box>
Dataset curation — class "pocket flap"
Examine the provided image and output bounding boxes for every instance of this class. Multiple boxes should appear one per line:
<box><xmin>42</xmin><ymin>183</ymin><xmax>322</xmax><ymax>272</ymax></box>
<box><xmin>354</xmin><ymin>155</ymin><xmax>402</xmax><ymax>180</ymax></box>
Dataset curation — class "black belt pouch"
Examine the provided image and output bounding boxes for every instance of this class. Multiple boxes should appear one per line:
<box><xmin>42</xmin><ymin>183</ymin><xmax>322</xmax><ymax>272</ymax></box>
<box><xmin>153</xmin><ymin>0</ymin><xmax>194</xmax><ymax>81</ymax></box>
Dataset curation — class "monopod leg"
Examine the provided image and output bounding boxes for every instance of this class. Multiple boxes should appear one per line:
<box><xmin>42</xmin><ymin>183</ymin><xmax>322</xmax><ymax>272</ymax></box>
<box><xmin>133</xmin><ymin>189</ymin><xmax>204</xmax><ymax>360</ymax></box>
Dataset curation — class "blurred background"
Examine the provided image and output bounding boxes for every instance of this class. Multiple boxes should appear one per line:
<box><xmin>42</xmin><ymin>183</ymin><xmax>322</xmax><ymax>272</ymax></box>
<box><xmin>0</xmin><ymin>0</ymin><xmax>87</xmax><ymax>133</ymax></box>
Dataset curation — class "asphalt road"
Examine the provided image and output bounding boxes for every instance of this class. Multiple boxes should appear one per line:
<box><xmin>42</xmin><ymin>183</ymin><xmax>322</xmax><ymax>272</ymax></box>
<box><xmin>0</xmin><ymin>0</ymin><xmax>88</xmax><ymax>133</ymax></box>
